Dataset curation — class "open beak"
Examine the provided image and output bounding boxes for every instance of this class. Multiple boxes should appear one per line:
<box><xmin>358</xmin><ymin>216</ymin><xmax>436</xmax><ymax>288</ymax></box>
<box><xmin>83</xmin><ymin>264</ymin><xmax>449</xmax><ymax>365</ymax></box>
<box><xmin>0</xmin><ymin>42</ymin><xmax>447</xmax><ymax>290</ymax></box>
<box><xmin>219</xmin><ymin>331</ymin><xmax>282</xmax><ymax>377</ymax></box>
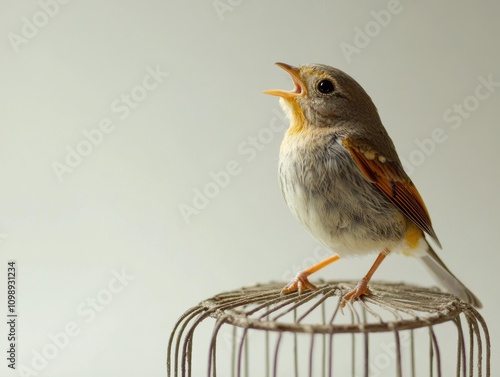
<box><xmin>264</xmin><ymin>62</ymin><xmax>305</xmax><ymax>99</ymax></box>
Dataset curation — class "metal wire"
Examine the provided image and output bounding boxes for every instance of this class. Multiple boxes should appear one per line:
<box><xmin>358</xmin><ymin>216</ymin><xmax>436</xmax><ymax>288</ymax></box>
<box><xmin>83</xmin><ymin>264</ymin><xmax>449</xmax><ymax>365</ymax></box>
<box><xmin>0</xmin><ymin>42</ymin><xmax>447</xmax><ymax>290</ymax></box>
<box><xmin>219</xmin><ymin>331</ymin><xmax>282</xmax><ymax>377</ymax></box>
<box><xmin>167</xmin><ymin>281</ymin><xmax>490</xmax><ymax>377</ymax></box>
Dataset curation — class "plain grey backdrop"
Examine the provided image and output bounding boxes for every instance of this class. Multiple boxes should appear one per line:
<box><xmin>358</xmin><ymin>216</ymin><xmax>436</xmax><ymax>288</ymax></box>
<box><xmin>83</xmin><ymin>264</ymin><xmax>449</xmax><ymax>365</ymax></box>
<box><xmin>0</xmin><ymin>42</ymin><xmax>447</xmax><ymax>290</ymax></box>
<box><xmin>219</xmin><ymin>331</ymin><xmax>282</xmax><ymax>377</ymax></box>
<box><xmin>1</xmin><ymin>0</ymin><xmax>499</xmax><ymax>376</ymax></box>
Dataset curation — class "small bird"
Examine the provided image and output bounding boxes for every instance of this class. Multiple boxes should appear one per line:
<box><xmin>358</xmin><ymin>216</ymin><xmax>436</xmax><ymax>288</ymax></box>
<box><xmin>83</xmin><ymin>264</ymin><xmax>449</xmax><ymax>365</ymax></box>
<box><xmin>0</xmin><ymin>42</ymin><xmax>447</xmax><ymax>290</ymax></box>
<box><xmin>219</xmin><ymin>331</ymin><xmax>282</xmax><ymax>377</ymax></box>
<box><xmin>264</xmin><ymin>62</ymin><xmax>482</xmax><ymax>308</ymax></box>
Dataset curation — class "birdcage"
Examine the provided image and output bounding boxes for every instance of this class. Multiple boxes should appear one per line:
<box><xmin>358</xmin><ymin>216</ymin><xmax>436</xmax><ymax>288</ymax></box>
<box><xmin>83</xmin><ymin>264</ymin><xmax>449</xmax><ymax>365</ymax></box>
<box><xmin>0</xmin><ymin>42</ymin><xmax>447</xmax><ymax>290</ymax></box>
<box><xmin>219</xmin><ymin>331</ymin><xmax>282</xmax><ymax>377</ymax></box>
<box><xmin>167</xmin><ymin>280</ymin><xmax>490</xmax><ymax>377</ymax></box>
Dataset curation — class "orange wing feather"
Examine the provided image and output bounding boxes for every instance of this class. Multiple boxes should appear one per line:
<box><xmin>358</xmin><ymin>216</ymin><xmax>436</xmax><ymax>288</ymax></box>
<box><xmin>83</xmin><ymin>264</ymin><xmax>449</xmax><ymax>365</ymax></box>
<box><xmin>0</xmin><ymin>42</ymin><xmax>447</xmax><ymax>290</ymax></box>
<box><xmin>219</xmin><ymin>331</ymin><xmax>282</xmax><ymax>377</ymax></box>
<box><xmin>342</xmin><ymin>138</ymin><xmax>442</xmax><ymax>248</ymax></box>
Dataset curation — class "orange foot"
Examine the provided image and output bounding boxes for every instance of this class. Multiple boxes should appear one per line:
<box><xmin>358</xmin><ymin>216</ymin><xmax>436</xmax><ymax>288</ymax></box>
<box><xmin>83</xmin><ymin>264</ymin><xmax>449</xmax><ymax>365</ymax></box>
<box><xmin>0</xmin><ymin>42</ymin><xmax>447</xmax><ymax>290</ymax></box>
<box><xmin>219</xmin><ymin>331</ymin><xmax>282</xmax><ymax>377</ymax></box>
<box><xmin>280</xmin><ymin>271</ymin><xmax>318</xmax><ymax>295</ymax></box>
<box><xmin>342</xmin><ymin>278</ymin><xmax>372</xmax><ymax>306</ymax></box>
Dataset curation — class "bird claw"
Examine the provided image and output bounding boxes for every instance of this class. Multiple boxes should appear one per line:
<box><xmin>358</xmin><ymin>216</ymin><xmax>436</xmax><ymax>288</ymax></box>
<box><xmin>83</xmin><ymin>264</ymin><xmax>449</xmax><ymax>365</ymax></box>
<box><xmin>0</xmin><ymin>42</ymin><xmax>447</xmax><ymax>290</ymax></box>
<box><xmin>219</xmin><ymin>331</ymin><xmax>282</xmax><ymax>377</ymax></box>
<box><xmin>281</xmin><ymin>271</ymin><xmax>318</xmax><ymax>295</ymax></box>
<box><xmin>341</xmin><ymin>278</ymin><xmax>372</xmax><ymax>307</ymax></box>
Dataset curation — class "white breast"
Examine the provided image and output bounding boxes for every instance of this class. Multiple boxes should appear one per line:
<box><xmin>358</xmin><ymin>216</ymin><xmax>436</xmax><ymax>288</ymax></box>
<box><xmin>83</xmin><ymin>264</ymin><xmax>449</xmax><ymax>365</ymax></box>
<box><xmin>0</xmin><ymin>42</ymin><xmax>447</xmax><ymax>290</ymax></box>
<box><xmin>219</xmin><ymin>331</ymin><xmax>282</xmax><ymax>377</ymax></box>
<box><xmin>279</xmin><ymin>133</ymin><xmax>406</xmax><ymax>258</ymax></box>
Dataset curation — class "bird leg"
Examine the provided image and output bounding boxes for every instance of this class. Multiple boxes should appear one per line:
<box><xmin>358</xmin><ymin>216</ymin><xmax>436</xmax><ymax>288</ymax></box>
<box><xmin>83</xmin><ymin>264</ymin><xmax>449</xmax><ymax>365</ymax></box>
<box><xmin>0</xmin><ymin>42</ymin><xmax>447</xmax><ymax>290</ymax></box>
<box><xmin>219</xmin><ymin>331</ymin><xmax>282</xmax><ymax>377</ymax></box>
<box><xmin>280</xmin><ymin>255</ymin><xmax>340</xmax><ymax>295</ymax></box>
<box><xmin>342</xmin><ymin>249</ymin><xmax>390</xmax><ymax>305</ymax></box>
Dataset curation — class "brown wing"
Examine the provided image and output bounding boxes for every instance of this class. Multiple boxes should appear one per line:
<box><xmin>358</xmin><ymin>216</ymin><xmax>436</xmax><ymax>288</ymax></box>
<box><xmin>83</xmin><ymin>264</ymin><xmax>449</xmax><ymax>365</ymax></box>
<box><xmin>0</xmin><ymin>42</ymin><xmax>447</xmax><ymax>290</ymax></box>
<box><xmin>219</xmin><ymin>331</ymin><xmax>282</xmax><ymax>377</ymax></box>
<box><xmin>342</xmin><ymin>137</ymin><xmax>441</xmax><ymax>248</ymax></box>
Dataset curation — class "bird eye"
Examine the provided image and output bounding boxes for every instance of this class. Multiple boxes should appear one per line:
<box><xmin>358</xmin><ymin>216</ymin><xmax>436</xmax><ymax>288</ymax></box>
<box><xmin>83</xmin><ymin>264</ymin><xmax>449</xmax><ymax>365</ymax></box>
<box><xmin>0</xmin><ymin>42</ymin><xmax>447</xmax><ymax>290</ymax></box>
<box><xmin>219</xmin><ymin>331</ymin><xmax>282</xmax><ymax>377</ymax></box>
<box><xmin>317</xmin><ymin>79</ymin><xmax>335</xmax><ymax>94</ymax></box>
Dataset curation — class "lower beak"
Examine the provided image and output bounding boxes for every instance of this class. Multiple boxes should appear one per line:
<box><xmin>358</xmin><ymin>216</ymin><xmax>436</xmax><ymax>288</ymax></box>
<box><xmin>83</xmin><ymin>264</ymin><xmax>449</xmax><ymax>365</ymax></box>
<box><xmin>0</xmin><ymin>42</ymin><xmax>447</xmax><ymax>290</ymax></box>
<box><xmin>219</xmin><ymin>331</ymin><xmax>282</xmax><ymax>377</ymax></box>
<box><xmin>264</xmin><ymin>62</ymin><xmax>305</xmax><ymax>99</ymax></box>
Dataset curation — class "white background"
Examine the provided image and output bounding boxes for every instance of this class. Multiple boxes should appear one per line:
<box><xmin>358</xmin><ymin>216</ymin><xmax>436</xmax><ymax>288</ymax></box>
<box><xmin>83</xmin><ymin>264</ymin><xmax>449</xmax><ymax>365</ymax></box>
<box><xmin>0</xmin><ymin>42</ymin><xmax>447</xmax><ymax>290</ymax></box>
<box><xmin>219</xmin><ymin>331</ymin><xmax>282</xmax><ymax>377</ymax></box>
<box><xmin>1</xmin><ymin>0</ymin><xmax>499</xmax><ymax>376</ymax></box>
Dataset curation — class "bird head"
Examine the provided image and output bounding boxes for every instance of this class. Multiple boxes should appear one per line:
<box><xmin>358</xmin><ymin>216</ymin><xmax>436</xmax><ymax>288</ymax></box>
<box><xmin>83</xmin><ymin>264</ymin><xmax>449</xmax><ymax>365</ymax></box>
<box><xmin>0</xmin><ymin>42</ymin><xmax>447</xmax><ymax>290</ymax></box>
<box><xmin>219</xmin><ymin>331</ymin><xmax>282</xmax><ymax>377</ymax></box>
<box><xmin>264</xmin><ymin>63</ymin><xmax>382</xmax><ymax>134</ymax></box>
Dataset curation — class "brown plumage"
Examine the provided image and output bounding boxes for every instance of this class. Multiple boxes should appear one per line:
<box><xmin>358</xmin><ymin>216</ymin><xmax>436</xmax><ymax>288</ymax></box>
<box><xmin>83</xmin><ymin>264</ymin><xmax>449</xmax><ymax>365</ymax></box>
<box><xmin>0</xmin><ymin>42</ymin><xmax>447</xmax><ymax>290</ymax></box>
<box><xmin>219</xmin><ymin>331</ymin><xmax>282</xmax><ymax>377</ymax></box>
<box><xmin>265</xmin><ymin>62</ymin><xmax>481</xmax><ymax>308</ymax></box>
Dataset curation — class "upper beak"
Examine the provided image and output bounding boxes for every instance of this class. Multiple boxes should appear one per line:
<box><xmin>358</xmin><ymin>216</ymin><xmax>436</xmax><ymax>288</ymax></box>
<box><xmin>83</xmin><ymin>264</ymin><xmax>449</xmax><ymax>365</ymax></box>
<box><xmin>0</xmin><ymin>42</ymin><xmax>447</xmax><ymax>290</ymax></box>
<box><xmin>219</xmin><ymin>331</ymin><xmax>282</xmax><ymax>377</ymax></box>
<box><xmin>264</xmin><ymin>62</ymin><xmax>305</xmax><ymax>99</ymax></box>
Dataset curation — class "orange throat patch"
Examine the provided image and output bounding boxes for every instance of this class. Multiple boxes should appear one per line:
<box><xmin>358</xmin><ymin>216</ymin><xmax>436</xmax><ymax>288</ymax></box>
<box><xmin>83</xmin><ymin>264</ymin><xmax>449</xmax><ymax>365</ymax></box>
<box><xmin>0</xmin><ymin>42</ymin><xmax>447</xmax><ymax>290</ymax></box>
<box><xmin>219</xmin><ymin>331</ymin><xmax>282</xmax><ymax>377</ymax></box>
<box><xmin>280</xmin><ymin>98</ymin><xmax>307</xmax><ymax>135</ymax></box>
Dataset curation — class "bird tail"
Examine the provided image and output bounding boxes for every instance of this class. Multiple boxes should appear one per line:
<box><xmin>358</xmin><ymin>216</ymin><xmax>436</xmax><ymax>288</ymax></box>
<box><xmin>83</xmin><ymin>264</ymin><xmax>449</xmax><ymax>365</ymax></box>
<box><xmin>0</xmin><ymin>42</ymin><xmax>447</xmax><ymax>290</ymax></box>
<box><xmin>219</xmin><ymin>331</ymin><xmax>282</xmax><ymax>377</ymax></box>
<box><xmin>420</xmin><ymin>244</ymin><xmax>482</xmax><ymax>308</ymax></box>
